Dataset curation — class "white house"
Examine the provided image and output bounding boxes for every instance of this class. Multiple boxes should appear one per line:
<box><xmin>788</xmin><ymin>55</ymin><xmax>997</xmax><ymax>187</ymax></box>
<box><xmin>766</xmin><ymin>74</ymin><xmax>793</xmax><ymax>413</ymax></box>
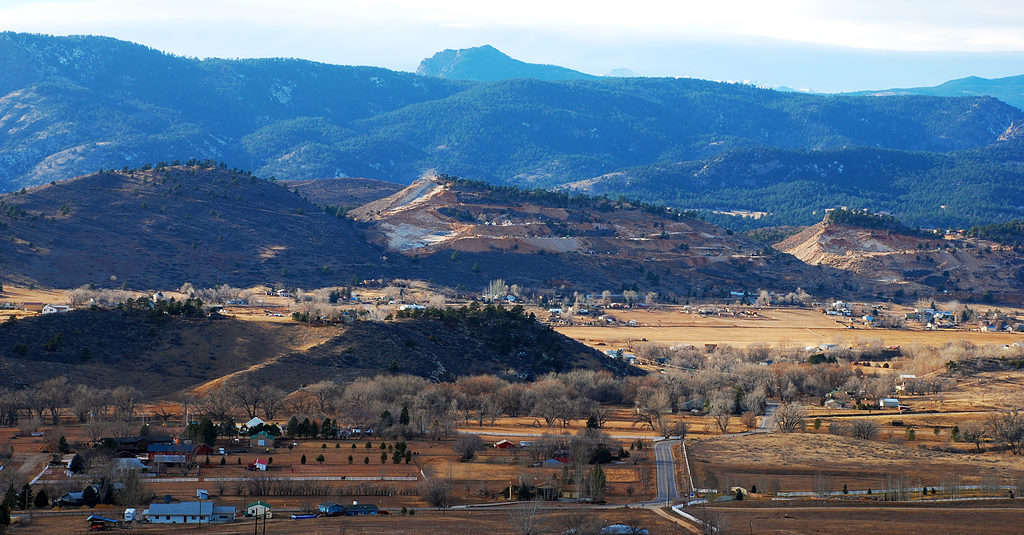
<box><xmin>245</xmin><ymin>417</ymin><xmax>266</xmax><ymax>429</ymax></box>
<box><xmin>246</xmin><ymin>501</ymin><xmax>272</xmax><ymax>518</ymax></box>
<box><xmin>42</xmin><ymin>304</ymin><xmax>71</xmax><ymax>314</ymax></box>
<box><xmin>145</xmin><ymin>502</ymin><xmax>235</xmax><ymax>524</ymax></box>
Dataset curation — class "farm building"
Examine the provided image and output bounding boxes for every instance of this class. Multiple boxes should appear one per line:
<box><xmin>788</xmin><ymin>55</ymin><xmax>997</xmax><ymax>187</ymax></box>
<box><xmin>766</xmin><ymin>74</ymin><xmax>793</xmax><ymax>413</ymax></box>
<box><xmin>493</xmin><ymin>440</ymin><xmax>515</xmax><ymax>449</ymax></box>
<box><xmin>246</xmin><ymin>501</ymin><xmax>272</xmax><ymax>518</ymax></box>
<box><xmin>42</xmin><ymin>304</ymin><xmax>71</xmax><ymax>314</ymax></box>
<box><xmin>249</xmin><ymin>458</ymin><xmax>269</xmax><ymax>471</ymax></box>
<box><xmin>879</xmin><ymin>398</ymin><xmax>900</xmax><ymax>409</ymax></box>
<box><xmin>145</xmin><ymin>501</ymin><xmax>236</xmax><ymax>524</ymax></box>
<box><xmin>249</xmin><ymin>430</ymin><xmax>277</xmax><ymax>448</ymax></box>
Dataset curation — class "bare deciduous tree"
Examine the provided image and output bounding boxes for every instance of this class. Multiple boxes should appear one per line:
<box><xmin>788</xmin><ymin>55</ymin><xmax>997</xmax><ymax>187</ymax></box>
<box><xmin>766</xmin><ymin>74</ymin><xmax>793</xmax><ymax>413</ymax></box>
<box><xmin>988</xmin><ymin>409</ymin><xmax>1024</xmax><ymax>455</ymax></box>
<box><xmin>850</xmin><ymin>420</ymin><xmax>879</xmax><ymax>440</ymax></box>
<box><xmin>775</xmin><ymin>403</ymin><xmax>806</xmax><ymax>433</ymax></box>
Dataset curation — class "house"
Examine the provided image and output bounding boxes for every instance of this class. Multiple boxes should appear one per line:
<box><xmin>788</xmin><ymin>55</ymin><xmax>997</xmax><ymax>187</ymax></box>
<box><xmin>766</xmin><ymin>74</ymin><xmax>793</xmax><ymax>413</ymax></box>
<box><xmin>57</xmin><ymin>491</ymin><xmax>86</xmax><ymax>507</ymax></box>
<box><xmin>398</xmin><ymin>304</ymin><xmax>426</xmax><ymax>311</ymax></box>
<box><xmin>196</xmin><ymin>489</ymin><xmax>209</xmax><ymax>500</ymax></box>
<box><xmin>824</xmin><ymin>399</ymin><xmax>845</xmax><ymax>409</ymax></box>
<box><xmin>245</xmin><ymin>417</ymin><xmax>267</xmax><ymax>429</ymax></box>
<box><xmin>246</xmin><ymin>501</ymin><xmax>272</xmax><ymax>518</ymax></box>
<box><xmin>249</xmin><ymin>458</ymin><xmax>269</xmax><ymax>471</ymax></box>
<box><xmin>152</xmin><ymin>292</ymin><xmax>166</xmax><ymax>302</ymax></box>
<box><xmin>145</xmin><ymin>501</ymin><xmax>236</xmax><ymax>524</ymax></box>
<box><xmin>42</xmin><ymin>304</ymin><xmax>71</xmax><ymax>314</ymax></box>
<box><xmin>113</xmin><ymin>458</ymin><xmax>149</xmax><ymax>472</ymax></box>
<box><xmin>275</xmin><ymin>289</ymin><xmax>290</xmax><ymax>297</ymax></box>
<box><xmin>493</xmin><ymin>440</ymin><xmax>515</xmax><ymax>449</ymax></box>
<box><xmin>879</xmin><ymin>398</ymin><xmax>900</xmax><ymax>409</ymax></box>
<box><xmin>249</xmin><ymin>431</ymin><xmax>277</xmax><ymax>448</ymax></box>
<box><xmin>147</xmin><ymin>443</ymin><xmax>193</xmax><ymax>464</ymax></box>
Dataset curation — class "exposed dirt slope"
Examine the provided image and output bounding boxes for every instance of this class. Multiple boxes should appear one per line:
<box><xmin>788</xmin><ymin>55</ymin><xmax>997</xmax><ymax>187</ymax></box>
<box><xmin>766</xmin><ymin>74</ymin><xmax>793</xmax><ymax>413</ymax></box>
<box><xmin>351</xmin><ymin>175</ymin><xmax>856</xmax><ymax>296</ymax></box>
<box><xmin>777</xmin><ymin>222</ymin><xmax>1024</xmax><ymax>302</ymax></box>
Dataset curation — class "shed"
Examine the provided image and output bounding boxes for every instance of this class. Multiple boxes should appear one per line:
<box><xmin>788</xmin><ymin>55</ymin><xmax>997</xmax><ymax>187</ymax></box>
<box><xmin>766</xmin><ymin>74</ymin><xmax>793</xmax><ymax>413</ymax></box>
<box><xmin>145</xmin><ymin>501</ymin><xmax>235</xmax><ymax>524</ymax></box>
<box><xmin>493</xmin><ymin>440</ymin><xmax>515</xmax><ymax>449</ymax></box>
<box><xmin>246</xmin><ymin>501</ymin><xmax>272</xmax><ymax>518</ymax></box>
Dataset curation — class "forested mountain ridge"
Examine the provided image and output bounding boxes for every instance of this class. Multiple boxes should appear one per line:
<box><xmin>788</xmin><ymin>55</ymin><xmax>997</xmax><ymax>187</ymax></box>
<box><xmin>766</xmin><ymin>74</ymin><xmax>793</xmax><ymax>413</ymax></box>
<box><xmin>561</xmin><ymin>136</ymin><xmax>1024</xmax><ymax>231</ymax></box>
<box><xmin>847</xmin><ymin>74</ymin><xmax>1024</xmax><ymax>111</ymax></box>
<box><xmin>2</xmin><ymin>32</ymin><xmax>1022</xmax><ymax>198</ymax></box>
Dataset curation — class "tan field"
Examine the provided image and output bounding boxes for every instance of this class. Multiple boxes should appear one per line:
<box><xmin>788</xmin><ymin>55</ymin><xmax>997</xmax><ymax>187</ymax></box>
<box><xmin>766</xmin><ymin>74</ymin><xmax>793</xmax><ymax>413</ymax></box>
<box><xmin>13</xmin><ymin>508</ymin><xmax>684</xmax><ymax>535</ymax></box>
<box><xmin>555</xmin><ymin>307</ymin><xmax>1023</xmax><ymax>349</ymax></box>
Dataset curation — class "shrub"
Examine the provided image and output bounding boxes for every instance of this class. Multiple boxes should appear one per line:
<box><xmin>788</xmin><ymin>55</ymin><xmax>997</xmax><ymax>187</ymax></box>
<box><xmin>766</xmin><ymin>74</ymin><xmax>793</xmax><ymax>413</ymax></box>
<box><xmin>300</xmin><ymin>455</ymin><xmax>306</xmax><ymax>465</ymax></box>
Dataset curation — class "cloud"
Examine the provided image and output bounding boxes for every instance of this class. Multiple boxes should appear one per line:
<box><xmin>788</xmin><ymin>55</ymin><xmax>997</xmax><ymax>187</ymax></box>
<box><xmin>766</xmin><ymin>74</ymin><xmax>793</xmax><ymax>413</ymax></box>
<box><xmin>3</xmin><ymin>0</ymin><xmax>1024</xmax><ymax>53</ymax></box>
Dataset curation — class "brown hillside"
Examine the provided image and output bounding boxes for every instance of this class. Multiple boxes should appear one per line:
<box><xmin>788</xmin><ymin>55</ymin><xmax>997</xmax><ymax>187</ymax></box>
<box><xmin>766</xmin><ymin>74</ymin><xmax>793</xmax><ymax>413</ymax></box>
<box><xmin>0</xmin><ymin>165</ymin><xmax>391</xmax><ymax>288</ymax></box>
<box><xmin>285</xmin><ymin>177</ymin><xmax>402</xmax><ymax>208</ymax></box>
<box><xmin>0</xmin><ymin>307</ymin><xmax>630</xmax><ymax>397</ymax></box>
<box><xmin>351</xmin><ymin>174</ymin><xmax>859</xmax><ymax>296</ymax></box>
<box><xmin>776</xmin><ymin>221</ymin><xmax>1024</xmax><ymax>302</ymax></box>
<box><xmin>0</xmin><ymin>308</ymin><xmax>331</xmax><ymax>396</ymax></box>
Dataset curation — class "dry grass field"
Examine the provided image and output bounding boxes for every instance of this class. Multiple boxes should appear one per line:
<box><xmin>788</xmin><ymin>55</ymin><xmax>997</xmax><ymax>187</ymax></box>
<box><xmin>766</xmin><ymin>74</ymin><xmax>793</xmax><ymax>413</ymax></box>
<box><xmin>10</xmin><ymin>507</ymin><xmax>685</xmax><ymax>535</ymax></box>
<box><xmin>692</xmin><ymin>501</ymin><xmax>1024</xmax><ymax>535</ymax></box>
<box><xmin>687</xmin><ymin>432</ymin><xmax>1024</xmax><ymax>495</ymax></box>
<box><xmin>555</xmin><ymin>307</ymin><xmax>1024</xmax><ymax>349</ymax></box>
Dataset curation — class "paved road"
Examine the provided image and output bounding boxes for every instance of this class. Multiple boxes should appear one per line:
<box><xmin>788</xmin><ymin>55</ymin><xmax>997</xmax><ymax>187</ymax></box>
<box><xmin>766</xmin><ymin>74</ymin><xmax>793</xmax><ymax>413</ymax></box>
<box><xmin>758</xmin><ymin>402</ymin><xmax>779</xmax><ymax>432</ymax></box>
<box><xmin>652</xmin><ymin>439</ymin><xmax>680</xmax><ymax>504</ymax></box>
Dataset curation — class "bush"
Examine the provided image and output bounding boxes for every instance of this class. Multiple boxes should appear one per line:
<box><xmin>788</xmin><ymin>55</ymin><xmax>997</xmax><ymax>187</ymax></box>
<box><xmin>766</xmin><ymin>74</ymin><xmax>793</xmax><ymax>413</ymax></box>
<box><xmin>300</xmin><ymin>455</ymin><xmax>306</xmax><ymax>465</ymax></box>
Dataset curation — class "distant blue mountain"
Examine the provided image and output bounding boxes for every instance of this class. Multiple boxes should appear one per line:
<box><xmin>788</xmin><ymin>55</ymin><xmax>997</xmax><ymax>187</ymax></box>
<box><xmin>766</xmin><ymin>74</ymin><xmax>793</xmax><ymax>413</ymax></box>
<box><xmin>416</xmin><ymin>45</ymin><xmax>597</xmax><ymax>81</ymax></box>
<box><xmin>847</xmin><ymin>74</ymin><xmax>1024</xmax><ymax>110</ymax></box>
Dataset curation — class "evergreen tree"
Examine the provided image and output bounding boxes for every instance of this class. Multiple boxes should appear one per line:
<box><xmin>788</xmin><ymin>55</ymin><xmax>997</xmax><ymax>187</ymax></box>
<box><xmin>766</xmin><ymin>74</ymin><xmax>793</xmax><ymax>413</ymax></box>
<box><xmin>287</xmin><ymin>416</ymin><xmax>300</xmax><ymax>436</ymax></box>
<box><xmin>16</xmin><ymin>484</ymin><xmax>30</xmax><ymax>510</ymax></box>
<box><xmin>399</xmin><ymin>406</ymin><xmax>410</xmax><ymax>426</ymax></box>
<box><xmin>68</xmin><ymin>454</ymin><xmax>84</xmax><ymax>474</ymax></box>
<box><xmin>300</xmin><ymin>454</ymin><xmax>306</xmax><ymax>465</ymax></box>
<box><xmin>199</xmin><ymin>418</ymin><xmax>217</xmax><ymax>446</ymax></box>
<box><xmin>33</xmin><ymin>489</ymin><xmax>48</xmax><ymax>509</ymax></box>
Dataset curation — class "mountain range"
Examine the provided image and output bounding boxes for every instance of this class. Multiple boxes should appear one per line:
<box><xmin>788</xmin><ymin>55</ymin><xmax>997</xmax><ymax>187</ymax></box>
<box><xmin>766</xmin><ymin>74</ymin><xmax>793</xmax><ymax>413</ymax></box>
<box><xmin>2</xmin><ymin>32</ymin><xmax>1023</xmax><ymax>232</ymax></box>
<box><xmin>416</xmin><ymin>44</ymin><xmax>596</xmax><ymax>81</ymax></box>
<box><xmin>847</xmin><ymin>74</ymin><xmax>1024</xmax><ymax>112</ymax></box>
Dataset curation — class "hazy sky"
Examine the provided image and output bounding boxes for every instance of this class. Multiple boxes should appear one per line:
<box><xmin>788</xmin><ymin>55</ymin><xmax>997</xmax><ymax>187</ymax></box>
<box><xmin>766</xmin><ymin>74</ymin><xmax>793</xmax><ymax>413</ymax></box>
<box><xmin>3</xmin><ymin>0</ymin><xmax>1023</xmax><ymax>91</ymax></box>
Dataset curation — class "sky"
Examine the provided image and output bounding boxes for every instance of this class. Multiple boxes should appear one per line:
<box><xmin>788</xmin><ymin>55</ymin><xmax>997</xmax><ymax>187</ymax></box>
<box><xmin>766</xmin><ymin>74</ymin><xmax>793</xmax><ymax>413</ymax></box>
<box><xmin>2</xmin><ymin>0</ymin><xmax>1023</xmax><ymax>92</ymax></box>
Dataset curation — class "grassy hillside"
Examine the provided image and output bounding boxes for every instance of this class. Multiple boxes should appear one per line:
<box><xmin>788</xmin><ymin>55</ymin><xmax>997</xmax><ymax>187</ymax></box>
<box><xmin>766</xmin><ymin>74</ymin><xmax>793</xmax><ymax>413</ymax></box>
<box><xmin>285</xmin><ymin>177</ymin><xmax>403</xmax><ymax>210</ymax></box>
<box><xmin>0</xmin><ymin>164</ymin><xmax>390</xmax><ymax>288</ymax></box>
<box><xmin>0</xmin><ymin>308</ymin><xmax>328</xmax><ymax>395</ymax></box>
<box><xmin>0</xmin><ymin>306</ymin><xmax>631</xmax><ymax>395</ymax></box>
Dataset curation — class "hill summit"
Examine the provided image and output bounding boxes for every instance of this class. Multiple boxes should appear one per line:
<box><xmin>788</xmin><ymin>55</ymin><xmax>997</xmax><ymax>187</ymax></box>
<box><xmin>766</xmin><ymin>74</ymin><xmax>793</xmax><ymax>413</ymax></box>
<box><xmin>416</xmin><ymin>44</ymin><xmax>596</xmax><ymax>81</ymax></box>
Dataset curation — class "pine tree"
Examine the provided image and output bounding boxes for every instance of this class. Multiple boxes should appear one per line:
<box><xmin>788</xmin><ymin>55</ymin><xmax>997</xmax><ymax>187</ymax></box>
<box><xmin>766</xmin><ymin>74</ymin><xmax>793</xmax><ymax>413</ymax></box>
<box><xmin>33</xmin><ymin>489</ymin><xmax>48</xmax><ymax>509</ymax></box>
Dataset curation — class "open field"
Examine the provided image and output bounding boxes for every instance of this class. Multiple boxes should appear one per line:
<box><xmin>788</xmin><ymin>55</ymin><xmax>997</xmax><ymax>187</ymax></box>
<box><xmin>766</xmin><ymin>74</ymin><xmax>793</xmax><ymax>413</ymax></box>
<box><xmin>555</xmin><ymin>307</ymin><xmax>1024</xmax><ymax>349</ymax></box>
<box><xmin>688</xmin><ymin>432</ymin><xmax>1024</xmax><ymax>495</ymax></box>
<box><xmin>692</xmin><ymin>501</ymin><xmax>1024</xmax><ymax>535</ymax></box>
<box><xmin>10</xmin><ymin>507</ymin><xmax>686</xmax><ymax>535</ymax></box>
